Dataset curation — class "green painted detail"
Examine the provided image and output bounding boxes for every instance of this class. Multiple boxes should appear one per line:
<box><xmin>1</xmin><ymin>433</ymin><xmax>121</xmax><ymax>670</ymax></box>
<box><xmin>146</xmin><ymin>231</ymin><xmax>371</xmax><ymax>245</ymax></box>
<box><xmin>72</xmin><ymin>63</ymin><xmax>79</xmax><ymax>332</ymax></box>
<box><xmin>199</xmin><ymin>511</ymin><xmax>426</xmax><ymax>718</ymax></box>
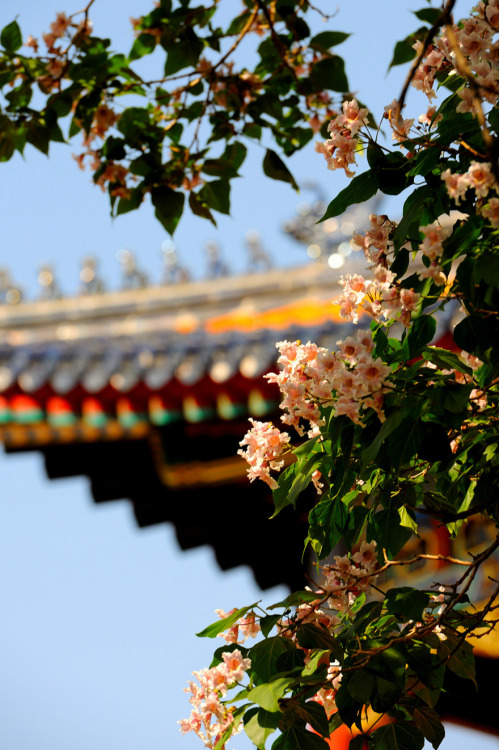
<box><xmin>83</xmin><ymin>413</ymin><xmax>109</xmax><ymax>428</ymax></box>
<box><xmin>47</xmin><ymin>413</ymin><xmax>77</xmax><ymax>427</ymax></box>
<box><xmin>248</xmin><ymin>390</ymin><xmax>279</xmax><ymax>417</ymax></box>
<box><xmin>117</xmin><ymin>412</ymin><xmax>148</xmax><ymax>428</ymax></box>
<box><xmin>0</xmin><ymin>410</ymin><xmax>12</xmax><ymax>423</ymax></box>
<box><xmin>184</xmin><ymin>403</ymin><xmax>216</xmax><ymax>424</ymax></box>
<box><xmin>14</xmin><ymin>409</ymin><xmax>44</xmax><ymax>424</ymax></box>
<box><xmin>217</xmin><ymin>399</ymin><xmax>247</xmax><ymax>421</ymax></box>
<box><xmin>150</xmin><ymin>409</ymin><xmax>183</xmax><ymax>426</ymax></box>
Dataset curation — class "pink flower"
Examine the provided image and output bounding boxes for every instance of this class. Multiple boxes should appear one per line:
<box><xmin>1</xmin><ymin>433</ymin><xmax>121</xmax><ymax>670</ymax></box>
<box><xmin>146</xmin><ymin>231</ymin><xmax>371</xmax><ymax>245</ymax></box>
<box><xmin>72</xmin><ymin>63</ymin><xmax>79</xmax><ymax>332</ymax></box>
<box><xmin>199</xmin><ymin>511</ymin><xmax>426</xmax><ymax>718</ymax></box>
<box><xmin>214</xmin><ymin>608</ymin><xmax>240</xmax><ymax>644</ymax></box>
<box><xmin>50</xmin><ymin>12</ymin><xmax>71</xmax><ymax>38</ymax></box>
<box><xmin>222</xmin><ymin>650</ymin><xmax>251</xmax><ymax>683</ymax></box>
<box><xmin>466</xmin><ymin>161</ymin><xmax>495</xmax><ymax>197</ymax></box>
<box><xmin>238</xmin><ymin>419</ymin><xmax>290</xmax><ymax>489</ymax></box>
<box><xmin>239</xmin><ymin>613</ymin><xmax>260</xmax><ymax>640</ymax></box>
<box><xmin>480</xmin><ymin>197</ymin><xmax>499</xmax><ymax>226</ymax></box>
<box><xmin>400</xmin><ymin>288</ymin><xmax>420</xmax><ymax>312</ymax></box>
<box><xmin>441</xmin><ymin>169</ymin><xmax>469</xmax><ymax>204</ymax></box>
<box><xmin>419</xmin><ymin>221</ymin><xmax>452</xmax><ymax>260</ymax></box>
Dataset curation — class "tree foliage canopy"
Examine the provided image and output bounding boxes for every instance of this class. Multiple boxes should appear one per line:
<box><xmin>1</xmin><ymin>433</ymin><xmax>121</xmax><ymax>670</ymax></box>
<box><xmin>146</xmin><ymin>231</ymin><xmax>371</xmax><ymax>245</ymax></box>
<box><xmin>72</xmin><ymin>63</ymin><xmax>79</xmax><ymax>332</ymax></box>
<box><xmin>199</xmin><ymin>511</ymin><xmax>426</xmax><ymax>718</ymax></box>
<box><xmin>2</xmin><ymin>2</ymin><xmax>499</xmax><ymax>749</ymax></box>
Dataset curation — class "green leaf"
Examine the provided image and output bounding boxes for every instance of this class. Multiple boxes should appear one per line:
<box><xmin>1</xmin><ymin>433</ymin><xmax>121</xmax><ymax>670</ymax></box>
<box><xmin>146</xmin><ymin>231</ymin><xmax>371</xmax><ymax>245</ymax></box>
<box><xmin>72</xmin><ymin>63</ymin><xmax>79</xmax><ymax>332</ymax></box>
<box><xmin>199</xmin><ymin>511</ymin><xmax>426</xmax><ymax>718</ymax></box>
<box><xmin>189</xmin><ymin>191</ymin><xmax>216</xmax><ymax>225</ymax></box>
<box><xmin>251</xmin><ymin>637</ymin><xmax>294</xmax><ymax>683</ymax></box>
<box><xmin>452</xmin><ymin>314</ymin><xmax>491</xmax><ymax>356</ymax></box>
<box><xmin>310</xmin><ymin>31</ymin><xmax>350</xmax><ymax>52</ymax></box>
<box><xmin>301</xmin><ymin>649</ymin><xmax>330</xmax><ymax>677</ymax></box>
<box><xmin>116</xmin><ymin>186</ymin><xmax>144</xmax><ymax>215</ymax></box>
<box><xmin>334</xmin><ymin>684</ymin><xmax>363</xmax><ymax>729</ymax></box>
<box><xmin>272</xmin><ymin>450</ymin><xmax>323</xmax><ymax>517</ymax></box>
<box><xmin>439</xmin><ymin>638</ymin><xmax>477</xmax><ymax>687</ymax></box>
<box><xmin>196</xmin><ymin>601</ymin><xmax>259</xmax><ymax>638</ymax></box>
<box><xmin>385</xmin><ymin>587</ymin><xmax>430</xmax><ymax>621</ymax></box>
<box><xmin>163</xmin><ymin>29</ymin><xmax>204</xmax><ymax>75</ymax></box>
<box><xmin>129</xmin><ymin>32</ymin><xmax>157</xmax><ymax>61</ymax></box>
<box><xmin>1</xmin><ymin>20</ymin><xmax>22</xmax><ymax>52</ymax></box>
<box><xmin>395</xmin><ymin>315</ymin><xmax>436</xmax><ymax>361</ymax></box>
<box><xmin>260</xmin><ymin>615</ymin><xmax>282</xmax><ymax>638</ymax></box>
<box><xmin>407</xmin><ymin>147</ymin><xmax>441</xmax><ymax>178</ymax></box>
<box><xmin>370</xmin><ymin>721</ymin><xmax>425</xmax><ymax>750</ymax></box>
<box><xmin>476</xmin><ymin>252</ymin><xmax>499</xmax><ymax>287</ymax></box>
<box><xmin>350</xmin><ymin>737</ymin><xmax>367</xmax><ymax>750</ymax></box>
<box><xmin>412</xmin><ymin>706</ymin><xmax>445</xmax><ymax>749</ymax></box>
<box><xmin>247</xmin><ymin>677</ymin><xmax>293</xmax><ymax>712</ymax></box>
<box><xmin>263</xmin><ymin>149</ymin><xmax>298</xmax><ymax>190</ymax></box>
<box><xmin>320</xmin><ymin>171</ymin><xmax>378</xmax><ymax>222</ymax></box>
<box><xmin>423</xmin><ymin>347</ymin><xmax>472</xmax><ymax>375</ymax></box>
<box><xmin>362</xmin><ymin>406</ymin><xmax>410</xmax><ymax>466</ymax></box>
<box><xmin>203</xmin><ymin>142</ymin><xmax>247</xmax><ymax>178</ymax></box>
<box><xmin>198</xmin><ymin>179</ymin><xmax>231</xmax><ymax>214</ymax></box>
<box><xmin>392</xmin><ymin>186</ymin><xmax>434</xmax><ymax>251</ymax></box>
<box><xmin>414</xmin><ymin>8</ymin><xmax>443</xmax><ymax>24</ymax></box>
<box><xmin>150</xmin><ymin>186</ymin><xmax>185</xmax><ymax>235</ymax></box>
<box><xmin>389</xmin><ymin>28</ymin><xmax>427</xmax><ymax>69</ymax></box>
<box><xmin>268</xmin><ymin>589</ymin><xmax>322</xmax><ymax>610</ymax></box>
<box><xmin>272</xmin><ymin>725</ymin><xmax>329</xmax><ymax>750</ymax></box>
<box><xmin>245</xmin><ymin>707</ymin><xmax>281</xmax><ymax>749</ymax></box>
<box><xmin>367</xmin><ymin>509</ymin><xmax>413</xmax><ymax>558</ymax></box>
<box><xmin>309</xmin><ymin>56</ymin><xmax>349</xmax><ymax>92</ymax></box>
<box><xmin>346</xmin><ymin>669</ymin><xmax>377</xmax><ymax>704</ymax></box>
<box><xmin>398</xmin><ymin>506</ymin><xmax>418</xmax><ymax>534</ymax></box>
<box><xmin>26</xmin><ymin>122</ymin><xmax>50</xmax><ymax>155</ymax></box>
<box><xmin>296</xmin><ymin>702</ymin><xmax>329</xmax><ymax>737</ymax></box>
<box><xmin>214</xmin><ymin>721</ymin><xmax>234</xmax><ymax>750</ymax></box>
<box><xmin>296</xmin><ymin>624</ymin><xmax>343</xmax><ymax>660</ymax></box>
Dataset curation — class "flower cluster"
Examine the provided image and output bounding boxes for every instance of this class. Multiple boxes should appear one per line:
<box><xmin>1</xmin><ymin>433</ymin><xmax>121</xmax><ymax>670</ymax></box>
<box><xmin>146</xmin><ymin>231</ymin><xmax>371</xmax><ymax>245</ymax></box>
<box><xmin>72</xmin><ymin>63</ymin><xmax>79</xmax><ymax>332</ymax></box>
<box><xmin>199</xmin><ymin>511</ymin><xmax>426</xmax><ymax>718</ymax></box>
<box><xmin>214</xmin><ymin>608</ymin><xmax>260</xmax><ymax>644</ymax></box>
<box><xmin>442</xmin><ymin>160</ymin><xmax>498</xmax><ymax>207</ymax></box>
<box><xmin>269</xmin><ymin>333</ymin><xmax>391</xmax><ymax>431</ymax></box>
<box><xmin>339</xmin><ymin>214</ymin><xmax>421</xmax><ymax>327</ymax></box>
<box><xmin>321</xmin><ymin>540</ymin><xmax>379</xmax><ymax>614</ymax></box>
<box><xmin>237</xmin><ymin>418</ymin><xmax>290</xmax><ymax>489</ymax></box>
<box><xmin>315</xmin><ymin>99</ymin><xmax>369</xmax><ymax>177</ymax></box>
<box><xmin>180</xmin><ymin>650</ymin><xmax>251</xmax><ymax>748</ymax></box>
<box><xmin>384</xmin><ymin>99</ymin><xmax>415</xmax><ymax>143</ymax></box>
<box><xmin>27</xmin><ymin>12</ymin><xmax>92</xmax><ymax>91</ymax></box>
<box><xmin>282</xmin><ymin>541</ymin><xmax>378</xmax><ymax>717</ymax></box>
<box><xmin>417</xmin><ymin>219</ymin><xmax>453</xmax><ymax>285</ymax></box>
<box><xmin>411</xmin><ymin>2</ymin><xmax>499</xmax><ymax>109</ymax></box>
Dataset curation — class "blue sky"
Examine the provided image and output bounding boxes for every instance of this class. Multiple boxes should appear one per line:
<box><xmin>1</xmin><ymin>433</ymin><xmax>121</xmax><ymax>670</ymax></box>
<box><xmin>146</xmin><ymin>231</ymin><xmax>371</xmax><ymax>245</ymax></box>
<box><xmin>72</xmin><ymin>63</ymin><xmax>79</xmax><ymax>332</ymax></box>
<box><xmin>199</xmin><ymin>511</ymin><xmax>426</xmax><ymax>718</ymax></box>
<box><xmin>0</xmin><ymin>2</ymin><xmax>497</xmax><ymax>749</ymax></box>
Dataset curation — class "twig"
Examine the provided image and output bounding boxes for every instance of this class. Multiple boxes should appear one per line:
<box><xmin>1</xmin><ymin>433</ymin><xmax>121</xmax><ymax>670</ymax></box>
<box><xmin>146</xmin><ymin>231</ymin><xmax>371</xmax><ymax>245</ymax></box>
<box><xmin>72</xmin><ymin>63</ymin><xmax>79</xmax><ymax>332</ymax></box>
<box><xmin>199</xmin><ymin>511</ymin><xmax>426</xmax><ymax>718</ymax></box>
<box><xmin>396</xmin><ymin>0</ymin><xmax>457</xmax><ymax>118</ymax></box>
<box><xmin>444</xmin><ymin>23</ymin><xmax>499</xmax><ymax>187</ymax></box>
<box><xmin>255</xmin><ymin>0</ymin><xmax>305</xmax><ymax>93</ymax></box>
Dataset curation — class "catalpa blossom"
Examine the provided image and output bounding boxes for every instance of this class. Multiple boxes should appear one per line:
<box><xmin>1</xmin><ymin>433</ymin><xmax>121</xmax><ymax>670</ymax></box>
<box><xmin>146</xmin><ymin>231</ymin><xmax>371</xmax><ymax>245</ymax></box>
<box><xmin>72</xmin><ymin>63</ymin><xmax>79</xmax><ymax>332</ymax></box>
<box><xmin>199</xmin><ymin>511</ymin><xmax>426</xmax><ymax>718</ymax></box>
<box><xmin>384</xmin><ymin>99</ymin><xmax>415</xmax><ymax>143</ymax></box>
<box><xmin>411</xmin><ymin>41</ymin><xmax>447</xmax><ymax>100</ymax></box>
<box><xmin>480</xmin><ymin>197</ymin><xmax>499</xmax><ymax>227</ymax></box>
<box><xmin>337</xmin><ymin>271</ymin><xmax>420</xmax><ymax>327</ymax></box>
<box><xmin>237</xmin><ymin>418</ymin><xmax>290</xmax><ymax>489</ymax></box>
<box><xmin>442</xmin><ymin>162</ymin><xmax>497</xmax><ymax>206</ymax></box>
<box><xmin>322</xmin><ymin>540</ymin><xmax>379</xmax><ymax>613</ymax></box>
<box><xmin>180</xmin><ymin>650</ymin><xmax>251</xmax><ymax>748</ymax></box>
<box><xmin>315</xmin><ymin>99</ymin><xmax>369</xmax><ymax>176</ymax></box>
<box><xmin>214</xmin><ymin>608</ymin><xmax>260</xmax><ymax>644</ymax></box>
<box><xmin>350</xmin><ymin>213</ymin><xmax>397</xmax><ymax>266</ymax></box>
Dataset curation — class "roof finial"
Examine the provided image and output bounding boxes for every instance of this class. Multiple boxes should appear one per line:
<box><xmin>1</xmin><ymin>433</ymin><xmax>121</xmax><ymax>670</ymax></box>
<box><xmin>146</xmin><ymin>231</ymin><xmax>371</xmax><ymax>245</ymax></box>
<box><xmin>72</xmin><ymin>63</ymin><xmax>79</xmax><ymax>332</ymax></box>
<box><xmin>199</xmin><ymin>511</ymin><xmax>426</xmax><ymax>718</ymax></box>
<box><xmin>116</xmin><ymin>250</ymin><xmax>148</xmax><ymax>289</ymax></box>
<box><xmin>245</xmin><ymin>231</ymin><xmax>272</xmax><ymax>272</ymax></box>
<box><xmin>0</xmin><ymin>267</ymin><xmax>23</xmax><ymax>305</ymax></box>
<box><xmin>79</xmin><ymin>255</ymin><xmax>106</xmax><ymax>295</ymax></box>
<box><xmin>161</xmin><ymin>240</ymin><xmax>190</xmax><ymax>285</ymax></box>
<box><xmin>37</xmin><ymin>264</ymin><xmax>62</xmax><ymax>300</ymax></box>
<box><xmin>205</xmin><ymin>241</ymin><xmax>229</xmax><ymax>279</ymax></box>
